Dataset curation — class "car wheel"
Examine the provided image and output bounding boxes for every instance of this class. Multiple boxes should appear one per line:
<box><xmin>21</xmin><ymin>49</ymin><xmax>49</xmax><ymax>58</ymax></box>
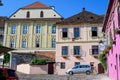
<box><xmin>86</xmin><ymin>71</ymin><xmax>90</xmax><ymax>75</ymax></box>
<box><xmin>69</xmin><ymin>71</ymin><xmax>73</xmax><ymax>75</ymax></box>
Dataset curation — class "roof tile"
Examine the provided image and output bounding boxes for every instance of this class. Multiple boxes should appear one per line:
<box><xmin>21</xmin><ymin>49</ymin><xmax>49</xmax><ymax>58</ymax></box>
<box><xmin>56</xmin><ymin>8</ymin><xmax>104</xmax><ymax>25</ymax></box>
<box><xmin>22</xmin><ymin>1</ymin><xmax>51</xmax><ymax>9</ymax></box>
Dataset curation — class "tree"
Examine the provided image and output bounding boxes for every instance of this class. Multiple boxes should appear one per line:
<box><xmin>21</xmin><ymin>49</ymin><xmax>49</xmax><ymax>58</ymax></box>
<box><xmin>3</xmin><ymin>53</ymin><xmax>10</xmax><ymax>63</ymax></box>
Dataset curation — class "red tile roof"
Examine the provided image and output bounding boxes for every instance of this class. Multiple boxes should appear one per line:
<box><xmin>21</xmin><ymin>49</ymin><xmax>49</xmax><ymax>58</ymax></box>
<box><xmin>35</xmin><ymin>51</ymin><xmax>55</xmax><ymax>62</ymax></box>
<box><xmin>22</xmin><ymin>1</ymin><xmax>51</xmax><ymax>9</ymax></box>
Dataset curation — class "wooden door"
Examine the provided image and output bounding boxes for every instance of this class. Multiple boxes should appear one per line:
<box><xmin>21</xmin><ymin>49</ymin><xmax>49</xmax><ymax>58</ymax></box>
<box><xmin>98</xmin><ymin>63</ymin><xmax>104</xmax><ymax>74</ymax></box>
<box><xmin>48</xmin><ymin>63</ymin><xmax>54</xmax><ymax>74</ymax></box>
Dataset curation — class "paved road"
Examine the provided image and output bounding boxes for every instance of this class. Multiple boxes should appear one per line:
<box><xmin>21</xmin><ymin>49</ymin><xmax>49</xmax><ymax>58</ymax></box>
<box><xmin>17</xmin><ymin>73</ymin><xmax>112</xmax><ymax>80</ymax></box>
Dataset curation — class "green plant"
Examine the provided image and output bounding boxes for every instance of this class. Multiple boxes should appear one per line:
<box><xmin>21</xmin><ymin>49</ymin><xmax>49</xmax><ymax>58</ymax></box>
<box><xmin>99</xmin><ymin>53</ymin><xmax>107</xmax><ymax>71</ymax></box>
<box><xmin>114</xmin><ymin>28</ymin><xmax>120</xmax><ymax>34</ymax></box>
<box><xmin>3</xmin><ymin>53</ymin><xmax>10</xmax><ymax>63</ymax></box>
<box><xmin>30</xmin><ymin>58</ymin><xmax>48</xmax><ymax>65</ymax></box>
<box><xmin>106</xmin><ymin>45</ymin><xmax>112</xmax><ymax>50</ymax></box>
<box><xmin>103</xmin><ymin>49</ymin><xmax>109</xmax><ymax>54</ymax></box>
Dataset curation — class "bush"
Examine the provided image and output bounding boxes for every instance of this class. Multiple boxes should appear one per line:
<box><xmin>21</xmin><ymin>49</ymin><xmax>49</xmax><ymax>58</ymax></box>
<box><xmin>30</xmin><ymin>58</ymin><xmax>48</xmax><ymax>65</ymax></box>
<box><xmin>3</xmin><ymin>53</ymin><xmax>10</xmax><ymax>63</ymax></box>
<box><xmin>99</xmin><ymin>54</ymin><xmax>107</xmax><ymax>71</ymax></box>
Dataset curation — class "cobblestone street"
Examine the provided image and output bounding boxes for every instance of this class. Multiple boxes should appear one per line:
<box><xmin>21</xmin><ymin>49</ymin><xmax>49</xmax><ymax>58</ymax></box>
<box><xmin>17</xmin><ymin>73</ymin><xmax>112</xmax><ymax>80</ymax></box>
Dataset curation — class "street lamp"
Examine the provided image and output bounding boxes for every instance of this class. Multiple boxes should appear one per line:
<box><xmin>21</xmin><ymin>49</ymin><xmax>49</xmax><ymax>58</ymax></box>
<box><xmin>0</xmin><ymin>0</ymin><xmax>3</xmax><ymax>6</ymax></box>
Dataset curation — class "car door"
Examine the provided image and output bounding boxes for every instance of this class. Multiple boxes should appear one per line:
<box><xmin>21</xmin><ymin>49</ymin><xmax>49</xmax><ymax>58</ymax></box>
<box><xmin>72</xmin><ymin>65</ymin><xmax>80</xmax><ymax>73</ymax></box>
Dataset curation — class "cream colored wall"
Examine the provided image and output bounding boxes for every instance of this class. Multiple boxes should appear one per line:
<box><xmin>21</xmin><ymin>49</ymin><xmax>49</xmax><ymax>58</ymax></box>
<box><xmin>10</xmin><ymin>9</ymin><xmax>61</xmax><ymax>19</ymax></box>
<box><xmin>55</xmin><ymin>23</ymin><xmax>103</xmax><ymax>75</ymax></box>
<box><xmin>4</xmin><ymin>21</ymin><xmax>56</xmax><ymax>50</ymax></box>
<box><xmin>55</xmin><ymin>43</ymin><xmax>100</xmax><ymax>75</ymax></box>
<box><xmin>17</xmin><ymin>64</ymin><xmax>31</xmax><ymax>74</ymax></box>
<box><xmin>17</xmin><ymin>64</ymin><xmax>48</xmax><ymax>74</ymax></box>
<box><xmin>56</xmin><ymin>24</ymin><xmax>103</xmax><ymax>42</ymax></box>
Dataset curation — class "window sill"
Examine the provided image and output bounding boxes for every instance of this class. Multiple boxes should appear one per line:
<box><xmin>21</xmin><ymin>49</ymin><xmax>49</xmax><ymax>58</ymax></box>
<box><xmin>91</xmin><ymin>36</ymin><xmax>98</xmax><ymax>39</ymax></box>
<box><xmin>74</xmin><ymin>37</ymin><xmax>81</xmax><ymax>40</ymax></box>
<box><xmin>73</xmin><ymin>54</ymin><xmax>81</xmax><ymax>58</ymax></box>
<box><xmin>61</xmin><ymin>55</ymin><xmax>69</xmax><ymax>58</ymax></box>
<box><xmin>62</xmin><ymin>37</ymin><xmax>68</xmax><ymax>40</ymax></box>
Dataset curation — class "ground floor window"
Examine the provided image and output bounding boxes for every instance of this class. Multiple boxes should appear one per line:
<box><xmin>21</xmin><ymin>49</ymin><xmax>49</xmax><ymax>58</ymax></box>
<box><xmin>60</xmin><ymin>62</ymin><xmax>65</xmax><ymax>69</ymax></box>
<box><xmin>74</xmin><ymin>62</ymin><xmax>80</xmax><ymax>66</ymax></box>
<box><xmin>92</xmin><ymin>45</ymin><xmax>99</xmax><ymax>54</ymax></box>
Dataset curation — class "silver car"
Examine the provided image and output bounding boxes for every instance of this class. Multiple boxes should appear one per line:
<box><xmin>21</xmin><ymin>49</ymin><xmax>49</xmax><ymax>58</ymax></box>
<box><xmin>66</xmin><ymin>64</ymin><xmax>92</xmax><ymax>75</ymax></box>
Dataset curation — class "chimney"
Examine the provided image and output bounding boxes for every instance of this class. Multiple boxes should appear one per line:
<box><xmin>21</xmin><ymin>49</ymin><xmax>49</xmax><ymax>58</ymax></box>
<box><xmin>82</xmin><ymin>7</ymin><xmax>85</xmax><ymax>11</ymax></box>
<box><xmin>50</xmin><ymin>6</ymin><xmax>55</xmax><ymax>9</ymax></box>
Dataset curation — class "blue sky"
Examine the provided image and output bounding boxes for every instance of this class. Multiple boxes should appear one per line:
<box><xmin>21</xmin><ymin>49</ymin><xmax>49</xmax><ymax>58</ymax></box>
<box><xmin>0</xmin><ymin>0</ymin><xmax>108</xmax><ymax>18</ymax></box>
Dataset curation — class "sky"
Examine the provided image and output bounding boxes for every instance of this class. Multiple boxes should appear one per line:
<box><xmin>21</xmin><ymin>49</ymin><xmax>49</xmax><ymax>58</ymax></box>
<box><xmin>0</xmin><ymin>0</ymin><xmax>109</xmax><ymax>18</ymax></box>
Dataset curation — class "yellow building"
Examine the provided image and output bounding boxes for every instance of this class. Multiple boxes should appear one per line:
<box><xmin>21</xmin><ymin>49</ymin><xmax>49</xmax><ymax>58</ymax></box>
<box><xmin>3</xmin><ymin>2</ymin><xmax>62</xmax><ymax>72</ymax></box>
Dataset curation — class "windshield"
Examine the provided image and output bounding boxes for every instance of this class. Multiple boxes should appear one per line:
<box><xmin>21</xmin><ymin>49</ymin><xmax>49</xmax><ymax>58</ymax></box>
<box><xmin>72</xmin><ymin>66</ymin><xmax>79</xmax><ymax>69</ymax></box>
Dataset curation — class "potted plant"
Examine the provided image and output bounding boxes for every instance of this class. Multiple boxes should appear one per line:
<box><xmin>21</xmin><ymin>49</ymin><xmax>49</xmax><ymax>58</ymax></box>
<box><xmin>106</xmin><ymin>45</ymin><xmax>112</xmax><ymax>50</ymax></box>
<box><xmin>103</xmin><ymin>49</ymin><xmax>109</xmax><ymax>54</ymax></box>
<box><xmin>72</xmin><ymin>37</ymin><xmax>75</xmax><ymax>41</ymax></box>
<box><xmin>114</xmin><ymin>28</ymin><xmax>120</xmax><ymax>34</ymax></box>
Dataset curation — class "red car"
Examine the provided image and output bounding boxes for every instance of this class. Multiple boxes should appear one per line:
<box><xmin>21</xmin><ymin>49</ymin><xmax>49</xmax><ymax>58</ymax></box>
<box><xmin>0</xmin><ymin>68</ymin><xmax>19</xmax><ymax>80</ymax></box>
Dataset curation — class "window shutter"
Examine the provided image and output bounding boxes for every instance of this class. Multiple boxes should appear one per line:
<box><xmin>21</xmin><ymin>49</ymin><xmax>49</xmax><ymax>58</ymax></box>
<box><xmin>60</xmin><ymin>31</ymin><xmax>62</xmax><ymax>38</ymax></box>
<box><xmin>68</xmin><ymin>32</ymin><xmax>72</xmax><ymax>39</ymax></box>
<box><xmin>89</xmin><ymin>30</ymin><xmax>92</xmax><ymax>37</ymax></box>
<box><xmin>97</xmin><ymin>29</ymin><xmax>101</xmax><ymax>38</ymax></box>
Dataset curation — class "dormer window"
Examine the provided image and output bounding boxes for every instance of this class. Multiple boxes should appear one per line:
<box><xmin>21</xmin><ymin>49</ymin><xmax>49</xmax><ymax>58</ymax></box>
<box><xmin>40</xmin><ymin>11</ymin><xmax>44</xmax><ymax>17</ymax></box>
<box><xmin>26</xmin><ymin>11</ymin><xmax>30</xmax><ymax>18</ymax></box>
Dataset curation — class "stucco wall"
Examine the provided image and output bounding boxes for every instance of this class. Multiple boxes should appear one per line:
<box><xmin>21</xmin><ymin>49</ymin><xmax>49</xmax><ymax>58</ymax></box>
<box><xmin>10</xmin><ymin>9</ymin><xmax>61</xmax><ymax>18</ymax></box>
<box><xmin>17</xmin><ymin>64</ymin><xmax>48</xmax><ymax>74</ymax></box>
<box><xmin>55</xmin><ymin>23</ymin><xmax>103</xmax><ymax>75</ymax></box>
<box><xmin>104</xmin><ymin>1</ymin><xmax>120</xmax><ymax>80</ymax></box>
<box><xmin>56</xmin><ymin>43</ymin><xmax>100</xmax><ymax>75</ymax></box>
<box><xmin>4</xmin><ymin>21</ymin><xmax>56</xmax><ymax>49</ymax></box>
<box><xmin>17</xmin><ymin>64</ymin><xmax>31</xmax><ymax>74</ymax></box>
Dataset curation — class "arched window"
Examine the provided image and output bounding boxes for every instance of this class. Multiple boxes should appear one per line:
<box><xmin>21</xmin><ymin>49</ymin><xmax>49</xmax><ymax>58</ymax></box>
<box><xmin>10</xmin><ymin>39</ymin><xmax>15</xmax><ymax>48</ymax></box>
<box><xmin>26</xmin><ymin>11</ymin><xmax>30</xmax><ymax>18</ymax></box>
<box><xmin>52</xmin><ymin>25</ymin><xmax>56</xmax><ymax>34</ymax></box>
<box><xmin>40</xmin><ymin>11</ymin><xmax>44</xmax><ymax>17</ymax></box>
<box><xmin>52</xmin><ymin>39</ymin><xmax>56</xmax><ymax>48</ymax></box>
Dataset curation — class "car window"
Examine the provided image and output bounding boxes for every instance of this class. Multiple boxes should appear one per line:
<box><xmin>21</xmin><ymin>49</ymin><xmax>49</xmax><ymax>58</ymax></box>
<box><xmin>7</xmin><ymin>69</ymin><xmax>16</xmax><ymax>77</ymax></box>
<box><xmin>72</xmin><ymin>65</ymin><xmax>79</xmax><ymax>69</ymax></box>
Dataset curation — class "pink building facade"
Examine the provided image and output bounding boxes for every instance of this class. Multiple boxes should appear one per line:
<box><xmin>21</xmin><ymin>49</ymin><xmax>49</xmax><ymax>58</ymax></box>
<box><xmin>103</xmin><ymin>0</ymin><xmax>120</xmax><ymax>80</ymax></box>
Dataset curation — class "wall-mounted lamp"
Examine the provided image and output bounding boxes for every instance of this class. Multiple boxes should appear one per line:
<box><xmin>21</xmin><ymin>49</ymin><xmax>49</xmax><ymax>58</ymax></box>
<box><xmin>99</xmin><ymin>40</ymin><xmax>103</xmax><ymax>44</ymax></box>
<box><xmin>0</xmin><ymin>0</ymin><xmax>3</xmax><ymax>6</ymax></box>
<box><xmin>99</xmin><ymin>40</ymin><xmax>106</xmax><ymax>51</ymax></box>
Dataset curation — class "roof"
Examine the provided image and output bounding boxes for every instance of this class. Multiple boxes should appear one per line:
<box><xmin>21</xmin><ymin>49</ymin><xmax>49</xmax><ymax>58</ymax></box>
<box><xmin>102</xmin><ymin>0</ymin><xmax>114</xmax><ymax>32</ymax></box>
<box><xmin>56</xmin><ymin>8</ymin><xmax>104</xmax><ymax>25</ymax></box>
<box><xmin>6</xmin><ymin>18</ymin><xmax>62</xmax><ymax>21</ymax></box>
<box><xmin>35</xmin><ymin>51</ymin><xmax>55</xmax><ymax>62</ymax></box>
<box><xmin>0</xmin><ymin>16</ymin><xmax>7</xmax><ymax>28</ymax></box>
<box><xmin>21</xmin><ymin>1</ymin><xmax>51</xmax><ymax>9</ymax></box>
<box><xmin>0</xmin><ymin>46</ymin><xmax>15</xmax><ymax>54</ymax></box>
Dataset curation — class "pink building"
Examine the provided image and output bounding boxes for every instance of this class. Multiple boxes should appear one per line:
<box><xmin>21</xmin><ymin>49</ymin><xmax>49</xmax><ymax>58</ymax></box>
<box><xmin>103</xmin><ymin>0</ymin><xmax>120</xmax><ymax>80</ymax></box>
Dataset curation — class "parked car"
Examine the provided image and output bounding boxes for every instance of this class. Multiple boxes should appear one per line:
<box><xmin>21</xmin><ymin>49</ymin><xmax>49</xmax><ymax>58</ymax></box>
<box><xmin>0</xmin><ymin>68</ymin><xmax>19</xmax><ymax>80</ymax></box>
<box><xmin>66</xmin><ymin>64</ymin><xmax>92</xmax><ymax>75</ymax></box>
